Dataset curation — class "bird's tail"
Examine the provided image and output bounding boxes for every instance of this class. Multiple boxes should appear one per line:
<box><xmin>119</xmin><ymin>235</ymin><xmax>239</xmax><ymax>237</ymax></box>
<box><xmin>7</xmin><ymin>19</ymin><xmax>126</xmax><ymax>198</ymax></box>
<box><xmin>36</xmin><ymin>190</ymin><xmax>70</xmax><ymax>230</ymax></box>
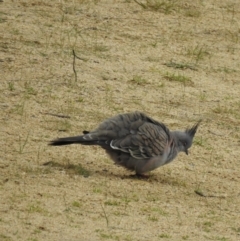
<box><xmin>49</xmin><ymin>135</ymin><xmax>92</xmax><ymax>146</ymax></box>
<box><xmin>49</xmin><ymin>130</ymin><xmax>109</xmax><ymax>147</ymax></box>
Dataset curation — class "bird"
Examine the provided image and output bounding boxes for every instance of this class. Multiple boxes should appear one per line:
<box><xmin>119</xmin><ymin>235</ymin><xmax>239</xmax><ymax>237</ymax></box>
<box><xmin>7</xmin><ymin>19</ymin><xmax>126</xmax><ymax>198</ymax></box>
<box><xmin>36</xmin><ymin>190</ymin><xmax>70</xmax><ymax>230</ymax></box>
<box><xmin>49</xmin><ymin>111</ymin><xmax>201</xmax><ymax>176</ymax></box>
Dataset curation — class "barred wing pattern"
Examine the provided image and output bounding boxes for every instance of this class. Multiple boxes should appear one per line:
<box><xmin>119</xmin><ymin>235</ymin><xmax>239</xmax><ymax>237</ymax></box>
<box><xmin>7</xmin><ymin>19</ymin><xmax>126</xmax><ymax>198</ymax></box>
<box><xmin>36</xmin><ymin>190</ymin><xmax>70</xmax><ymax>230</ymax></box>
<box><xmin>109</xmin><ymin>122</ymin><xmax>170</xmax><ymax>159</ymax></box>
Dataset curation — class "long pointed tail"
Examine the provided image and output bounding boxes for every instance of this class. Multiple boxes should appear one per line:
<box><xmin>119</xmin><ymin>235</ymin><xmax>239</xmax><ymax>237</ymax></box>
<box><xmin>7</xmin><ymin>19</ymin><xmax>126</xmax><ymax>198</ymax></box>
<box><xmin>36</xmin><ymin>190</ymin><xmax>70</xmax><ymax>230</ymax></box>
<box><xmin>49</xmin><ymin>130</ymin><xmax>112</xmax><ymax>147</ymax></box>
<box><xmin>49</xmin><ymin>132</ymin><xmax>110</xmax><ymax>146</ymax></box>
<box><xmin>49</xmin><ymin>135</ymin><xmax>89</xmax><ymax>146</ymax></box>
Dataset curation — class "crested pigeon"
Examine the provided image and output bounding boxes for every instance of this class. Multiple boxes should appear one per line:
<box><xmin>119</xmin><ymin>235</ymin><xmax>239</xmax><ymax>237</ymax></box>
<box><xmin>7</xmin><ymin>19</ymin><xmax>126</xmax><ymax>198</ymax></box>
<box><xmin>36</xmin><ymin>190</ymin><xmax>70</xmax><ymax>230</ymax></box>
<box><xmin>49</xmin><ymin>112</ymin><xmax>201</xmax><ymax>175</ymax></box>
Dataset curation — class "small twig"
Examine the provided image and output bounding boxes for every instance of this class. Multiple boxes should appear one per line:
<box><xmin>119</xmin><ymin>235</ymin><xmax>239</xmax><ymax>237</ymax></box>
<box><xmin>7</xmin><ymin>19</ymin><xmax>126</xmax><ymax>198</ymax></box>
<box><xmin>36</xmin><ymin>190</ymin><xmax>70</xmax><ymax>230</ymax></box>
<box><xmin>72</xmin><ymin>49</ymin><xmax>88</xmax><ymax>82</ymax></box>
<box><xmin>208</xmin><ymin>130</ymin><xmax>225</xmax><ymax>136</ymax></box>
<box><xmin>195</xmin><ymin>190</ymin><xmax>226</xmax><ymax>198</ymax></box>
<box><xmin>133</xmin><ymin>0</ymin><xmax>147</xmax><ymax>9</ymax></box>
<box><xmin>72</xmin><ymin>49</ymin><xmax>77</xmax><ymax>82</ymax></box>
<box><xmin>19</xmin><ymin>132</ymin><xmax>30</xmax><ymax>154</ymax></box>
<box><xmin>41</xmin><ymin>112</ymin><xmax>70</xmax><ymax>119</ymax></box>
<box><xmin>195</xmin><ymin>190</ymin><xmax>206</xmax><ymax>197</ymax></box>
<box><xmin>100</xmin><ymin>203</ymin><xmax>109</xmax><ymax>227</ymax></box>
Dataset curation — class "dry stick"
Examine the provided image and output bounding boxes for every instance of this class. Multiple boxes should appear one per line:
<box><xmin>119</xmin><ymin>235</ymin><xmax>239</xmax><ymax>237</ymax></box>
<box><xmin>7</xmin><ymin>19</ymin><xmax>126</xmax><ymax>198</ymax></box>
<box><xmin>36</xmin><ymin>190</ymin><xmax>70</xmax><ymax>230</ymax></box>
<box><xmin>133</xmin><ymin>0</ymin><xmax>147</xmax><ymax>9</ymax></box>
<box><xmin>41</xmin><ymin>112</ymin><xmax>70</xmax><ymax>119</ymax></box>
<box><xmin>72</xmin><ymin>49</ymin><xmax>77</xmax><ymax>82</ymax></box>
<box><xmin>72</xmin><ymin>49</ymin><xmax>87</xmax><ymax>82</ymax></box>
<box><xmin>194</xmin><ymin>190</ymin><xmax>226</xmax><ymax>198</ymax></box>
<box><xmin>100</xmin><ymin>203</ymin><xmax>109</xmax><ymax>227</ymax></box>
<box><xmin>208</xmin><ymin>130</ymin><xmax>225</xmax><ymax>136</ymax></box>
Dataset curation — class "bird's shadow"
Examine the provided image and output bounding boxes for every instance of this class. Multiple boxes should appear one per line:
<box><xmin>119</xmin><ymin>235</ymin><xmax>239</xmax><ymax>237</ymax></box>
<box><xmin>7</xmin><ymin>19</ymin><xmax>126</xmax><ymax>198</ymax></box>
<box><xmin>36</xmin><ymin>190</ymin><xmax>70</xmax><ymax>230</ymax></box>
<box><xmin>42</xmin><ymin>161</ymin><xmax>146</xmax><ymax>180</ymax></box>
<box><xmin>43</xmin><ymin>161</ymin><xmax>137</xmax><ymax>180</ymax></box>
<box><xmin>42</xmin><ymin>161</ymin><xmax>184</xmax><ymax>186</ymax></box>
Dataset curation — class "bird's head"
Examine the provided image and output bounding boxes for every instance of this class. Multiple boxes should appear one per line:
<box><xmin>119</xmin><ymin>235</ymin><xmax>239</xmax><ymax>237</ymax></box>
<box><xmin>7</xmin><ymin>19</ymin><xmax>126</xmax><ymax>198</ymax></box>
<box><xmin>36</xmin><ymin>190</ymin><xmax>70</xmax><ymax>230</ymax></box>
<box><xmin>173</xmin><ymin>120</ymin><xmax>201</xmax><ymax>155</ymax></box>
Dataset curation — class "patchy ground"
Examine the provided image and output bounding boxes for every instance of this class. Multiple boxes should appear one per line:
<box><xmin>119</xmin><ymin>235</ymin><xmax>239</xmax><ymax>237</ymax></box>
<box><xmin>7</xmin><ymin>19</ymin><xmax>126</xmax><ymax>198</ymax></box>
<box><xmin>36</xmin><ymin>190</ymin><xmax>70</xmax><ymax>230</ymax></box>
<box><xmin>1</xmin><ymin>0</ymin><xmax>240</xmax><ymax>240</ymax></box>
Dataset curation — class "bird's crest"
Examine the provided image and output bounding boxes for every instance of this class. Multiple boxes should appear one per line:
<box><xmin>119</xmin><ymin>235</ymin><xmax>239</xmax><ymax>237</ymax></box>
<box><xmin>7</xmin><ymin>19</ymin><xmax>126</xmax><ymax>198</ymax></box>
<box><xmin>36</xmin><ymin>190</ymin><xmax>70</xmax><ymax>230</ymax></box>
<box><xmin>185</xmin><ymin>120</ymin><xmax>202</xmax><ymax>138</ymax></box>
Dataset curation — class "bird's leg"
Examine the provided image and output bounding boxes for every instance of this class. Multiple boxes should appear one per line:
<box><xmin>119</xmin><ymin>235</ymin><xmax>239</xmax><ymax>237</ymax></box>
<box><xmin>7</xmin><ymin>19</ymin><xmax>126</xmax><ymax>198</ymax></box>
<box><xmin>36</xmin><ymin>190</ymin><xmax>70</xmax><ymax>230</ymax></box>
<box><xmin>130</xmin><ymin>173</ymin><xmax>150</xmax><ymax>179</ymax></box>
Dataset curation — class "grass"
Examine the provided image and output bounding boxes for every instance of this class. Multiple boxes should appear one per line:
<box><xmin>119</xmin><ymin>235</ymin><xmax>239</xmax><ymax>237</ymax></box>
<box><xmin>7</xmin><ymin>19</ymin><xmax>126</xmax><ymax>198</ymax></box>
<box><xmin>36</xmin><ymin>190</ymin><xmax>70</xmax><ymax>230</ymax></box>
<box><xmin>148</xmin><ymin>215</ymin><xmax>159</xmax><ymax>221</ymax></box>
<box><xmin>72</xmin><ymin>201</ymin><xmax>82</xmax><ymax>208</ymax></box>
<box><xmin>212</xmin><ymin>104</ymin><xmax>240</xmax><ymax>119</ymax></box>
<box><xmin>43</xmin><ymin>161</ymin><xmax>90</xmax><ymax>177</ymax></box>
<box><xmin>164</xmin><ymin>61</ymin><xmax>197</xmax><ymax>70</ymax></box>
<box><xmin>93</xmin><ymin>187</ymin><xmax>102</xmax><ymax>193</ymax></box>
<box><xmin>199</xmin><ymin>91</ymin><xmax>207</xmax><ymax>102</ymax></box>
<box><xmin>159</xmin><ymin>233</ymin><xmax>171</xmax><ymax>238</ymax></box>
<box><xmin>215</xmin><ymin>237</ymin><xmax>229</xmax><ymax>241</ymax></box>
<box><xmin>134</xmin><ymin>0</ymin><xmax>202</xmax><ymax>17</ymax></box>
<box><xmin>194</xmin><ymin>136</ymin><xmax>207</xmax><ymax>147</ymax></box>
<box><xmin>13</xmin><ymin>102</ymin><xmax>25</xmax><ymax>116</ymax></box>
<box><xmin>64</xmin><ymin>163</ymin><xmax>90</xmax><ymax>177</ymax></box>
<box><xmin>129</xmin><ymin>75</ymin><xmax>148</xmax><ymax>85</ymax></box>
<box><xmin>24</xmin><ymin>82</ymin><xmax>38</xmax><ymax>96</ymax></box>
<box><xmin>0</xmin><ymin>11</ymin><xmax>7</xmax><ymax>23</ymax></box>
<box><xmin>0</xmin><ymin>234</ymin><xmax>12</xmax><ymax>241</ymax></box>
<box><xmin>134</xmin><ymin>0</ymin><xmax>178</xmax><ymax>14</ymax></box>
<box><xmin>151</xmin><ymin>207</ymin><xmax>168</xmax><ymax>216</ymax></box>
<box><xmin>57</xmin><ymin>119</ymin><xmax>72</xmax><ymax>131</ymax></box>
<box><xmin>184</xmin><ymin>9</ymin><xmax>201</xmax><ymax>18</ymax></box>
<box><xmin>27</xmin><ymin>203</ymin><xmax>47</xmax><ymax>214</ymax></box>
<box><xmin>186</xmin><ymin>45</ymin><xmax>211</xmax><ymax>63</ymax></box>
<box><xmin>99</xmin><ymin>232</ymin><xmax>122</xmax><ymax>240</ymax></box>
<box><xmin>104</xmin><ymin>200</ymin><xmax>120</xmax><ymax>206</ymax></box>
<box><xmin>163</xmin><ymin>72</ymin><xmax>192</xmax><ymax>85</ymax></box>
<box><xmin>8</xmin><ymin>82</ymin><xmax>15</xmax><ymax>91</ymax></box>
<box><xmin>93</xmin><ymin>45</ymin><xmax>109</xmax><ymax>52</ymax></box>
<box><xmin>18</xmin><ymin>132</ymin><xmax>30</xmax><ymax>154</ymax></box>
<box><xmin>231</xmin><ymin>227</ymin><xmax>240</xmax><ymax>233</ymax></box>
<box><xmin>145</xmin><ymin>56</ymin><xmax>161</xmax><ymax>62</ymax></box>
<box><xmin>217</xmin><ymin>66</ymin><xmax>236</xmax><ymax>74</ymax></box>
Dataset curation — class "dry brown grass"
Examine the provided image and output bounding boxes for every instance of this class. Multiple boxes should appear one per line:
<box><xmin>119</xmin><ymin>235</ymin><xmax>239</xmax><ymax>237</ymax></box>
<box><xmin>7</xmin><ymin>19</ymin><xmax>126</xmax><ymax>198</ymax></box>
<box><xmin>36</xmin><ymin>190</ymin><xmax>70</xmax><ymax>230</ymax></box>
<box><xmin>1</xmin><ymin>0</ymin><xmax>240</xmax><ymax>240</ymax></box>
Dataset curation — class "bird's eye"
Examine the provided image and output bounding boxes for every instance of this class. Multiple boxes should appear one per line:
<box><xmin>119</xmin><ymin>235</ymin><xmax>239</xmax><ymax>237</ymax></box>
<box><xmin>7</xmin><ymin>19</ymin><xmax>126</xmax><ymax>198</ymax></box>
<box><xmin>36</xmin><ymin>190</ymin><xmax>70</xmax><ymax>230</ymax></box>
<box><xmin>183</xmin><ymin>142</ymin><xmax>187</xmax><ymax>146</ymax></box>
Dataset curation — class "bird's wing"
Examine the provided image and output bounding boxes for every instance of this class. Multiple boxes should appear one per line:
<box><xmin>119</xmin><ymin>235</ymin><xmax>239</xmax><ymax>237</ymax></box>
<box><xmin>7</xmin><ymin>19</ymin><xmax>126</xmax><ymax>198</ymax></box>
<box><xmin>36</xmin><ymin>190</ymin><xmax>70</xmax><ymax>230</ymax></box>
<box><xmin>96</xmin><ymin>111</ymin><xmax>170</xmax><ymax>137</ymax></box>
<box><xmin>109</xmin><ymin>122</ymin><xmax>170</xmax><ymax>159</ymax></box>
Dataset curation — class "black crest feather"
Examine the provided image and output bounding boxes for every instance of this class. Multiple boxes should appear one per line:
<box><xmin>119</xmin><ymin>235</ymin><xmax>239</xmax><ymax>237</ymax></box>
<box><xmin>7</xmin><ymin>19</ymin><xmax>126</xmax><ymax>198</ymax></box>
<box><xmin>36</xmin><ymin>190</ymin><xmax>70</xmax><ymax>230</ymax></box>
<box><xmin>186</xmin><ymin>120</ymin><xmax>202</xmax><ymax>138</ymax></box>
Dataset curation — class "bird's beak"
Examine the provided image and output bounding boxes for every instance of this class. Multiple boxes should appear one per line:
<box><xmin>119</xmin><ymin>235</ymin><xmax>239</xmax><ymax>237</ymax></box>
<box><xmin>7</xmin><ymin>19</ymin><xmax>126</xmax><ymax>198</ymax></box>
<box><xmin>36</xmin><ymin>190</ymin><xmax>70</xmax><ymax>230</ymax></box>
<box><xmin>185</xmin><ymin>149</ymin><xmax>188</xmax><ymax>155</ymax></box>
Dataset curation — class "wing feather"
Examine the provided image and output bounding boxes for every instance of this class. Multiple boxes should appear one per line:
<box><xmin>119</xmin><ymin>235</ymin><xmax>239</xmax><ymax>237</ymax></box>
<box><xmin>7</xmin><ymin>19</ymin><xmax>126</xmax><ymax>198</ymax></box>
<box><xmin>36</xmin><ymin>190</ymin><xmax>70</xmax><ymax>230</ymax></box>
<box><xmin>110</xmin><ymin>122</ymin><xmax>170</xmax><ymax>159</ymax></box>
